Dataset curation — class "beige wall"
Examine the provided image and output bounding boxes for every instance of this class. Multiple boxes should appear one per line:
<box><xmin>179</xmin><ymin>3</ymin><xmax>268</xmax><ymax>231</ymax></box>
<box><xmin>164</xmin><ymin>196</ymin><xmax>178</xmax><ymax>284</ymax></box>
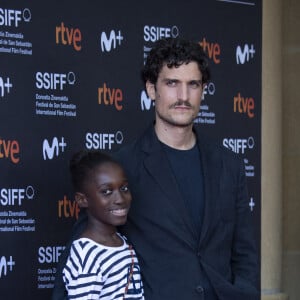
<box><xmin>262</xmin><ymin>0</ymin><xmax>284</xmax><ymax>297</ymax></box>
<box><xmin>262</xmin><ymin>0</ymin><xmax>300</xmax><ymax>299</ymax></box>
<box><xmin>282</xmin><ymin>0</ymin><xmax>300</xmax><ymax>300</ymax></box>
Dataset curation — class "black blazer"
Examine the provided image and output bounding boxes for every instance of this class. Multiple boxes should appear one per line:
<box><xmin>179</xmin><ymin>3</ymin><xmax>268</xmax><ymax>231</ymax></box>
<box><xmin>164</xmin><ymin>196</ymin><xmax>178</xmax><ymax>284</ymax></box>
<box><xmin>116</xmin><ymin>124</ymin><xmax>259</xmax><ymax>300</ymax></box>
<box><xmin>52</xmin><ymin>124</ymin><xmax>259</xmax><ymax>300</ymax></box>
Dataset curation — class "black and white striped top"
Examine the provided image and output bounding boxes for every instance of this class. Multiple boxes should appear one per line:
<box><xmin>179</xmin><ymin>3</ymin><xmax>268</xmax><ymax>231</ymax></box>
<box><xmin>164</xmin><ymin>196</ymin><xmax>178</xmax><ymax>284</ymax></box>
<box><xmin>63</xmin><ymin>234</ymin><xmax>144</xmax><ymax>299</ymax></box>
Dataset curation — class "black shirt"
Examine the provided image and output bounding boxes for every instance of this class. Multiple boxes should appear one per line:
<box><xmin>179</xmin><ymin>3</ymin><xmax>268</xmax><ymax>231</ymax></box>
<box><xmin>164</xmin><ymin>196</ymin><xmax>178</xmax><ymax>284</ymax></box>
<box><xmin>162</xmin><ymin>142</ymin><xmax>205</xmax><ymax>238</ymax></box>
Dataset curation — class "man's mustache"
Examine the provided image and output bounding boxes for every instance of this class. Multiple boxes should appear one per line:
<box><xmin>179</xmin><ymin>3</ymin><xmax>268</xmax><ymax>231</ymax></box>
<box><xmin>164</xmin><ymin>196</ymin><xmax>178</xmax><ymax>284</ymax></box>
<box><xmin>170</xmin><ymin>100</ymin><xmax>192</xmax><ymax>108</ymax></box>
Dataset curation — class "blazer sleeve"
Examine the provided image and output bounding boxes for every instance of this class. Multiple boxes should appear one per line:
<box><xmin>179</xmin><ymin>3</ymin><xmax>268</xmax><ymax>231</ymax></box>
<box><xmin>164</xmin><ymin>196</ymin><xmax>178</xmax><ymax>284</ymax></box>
<box><xmin>231</xmin><ymin>157</ymin><xmax>259</xmax><ymax>297</ymax></box>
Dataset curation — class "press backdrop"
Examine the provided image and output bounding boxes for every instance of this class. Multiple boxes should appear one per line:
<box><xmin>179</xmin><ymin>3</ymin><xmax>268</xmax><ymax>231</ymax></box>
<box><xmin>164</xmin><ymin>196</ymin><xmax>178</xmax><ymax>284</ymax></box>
<box><xmin>0</xmin><ymin>0</ymin><xmax>261</xmax><ymax>298</ymax></box>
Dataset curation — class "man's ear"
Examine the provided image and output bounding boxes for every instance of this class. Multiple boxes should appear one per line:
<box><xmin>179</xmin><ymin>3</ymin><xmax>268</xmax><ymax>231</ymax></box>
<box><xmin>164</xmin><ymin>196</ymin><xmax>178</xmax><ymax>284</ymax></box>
<box><xmin>146</xmin><ymin>81</ymin><xmax>156</xmax><ymax>100</ymax></box>
<box><xmin>75</xmin><ymin>192</ymin><xmax>88</xmax><ymax>208</ymax></box>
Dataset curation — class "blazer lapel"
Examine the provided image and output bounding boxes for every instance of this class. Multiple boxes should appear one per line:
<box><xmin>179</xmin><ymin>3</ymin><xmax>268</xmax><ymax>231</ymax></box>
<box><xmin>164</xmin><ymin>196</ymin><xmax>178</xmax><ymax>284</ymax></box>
<box><xmin>197</xmin><ymin>134</ymin><xmax>222</xmax><ymax>247</ymax></box>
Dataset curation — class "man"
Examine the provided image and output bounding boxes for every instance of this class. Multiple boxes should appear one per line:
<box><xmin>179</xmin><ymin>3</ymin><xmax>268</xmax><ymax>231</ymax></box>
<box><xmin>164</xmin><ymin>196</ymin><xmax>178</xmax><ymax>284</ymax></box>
<box><xmin>116</xmin><ymin>37</ymin><xmax>259</xmax><ymax>299</ymax></box>
<box><xmin>53</xmin><ymin>37</ymin><xmax>259</xmax><ymax>299</ymax></box>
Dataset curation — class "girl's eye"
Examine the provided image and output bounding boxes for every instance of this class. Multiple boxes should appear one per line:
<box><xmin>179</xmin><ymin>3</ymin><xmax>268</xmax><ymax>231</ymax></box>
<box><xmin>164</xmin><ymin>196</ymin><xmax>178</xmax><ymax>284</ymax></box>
<box><xmin>101</xmin><ymin>189</ymin><xmax>112</xmax><ymax>196</ymax></box>
<box><xmin>120</xmin><ymin>185</ymin><xmax>129</xmax><ymax>192</ymax></box>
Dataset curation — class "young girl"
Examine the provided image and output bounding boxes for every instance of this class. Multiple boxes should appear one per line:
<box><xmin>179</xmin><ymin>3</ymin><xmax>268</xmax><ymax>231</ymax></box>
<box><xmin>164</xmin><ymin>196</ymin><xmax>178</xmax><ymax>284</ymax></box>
<box><xmin>62</xmin><ymin>150</ymin><xmax>144</xmax><ymax>300</ymax></box>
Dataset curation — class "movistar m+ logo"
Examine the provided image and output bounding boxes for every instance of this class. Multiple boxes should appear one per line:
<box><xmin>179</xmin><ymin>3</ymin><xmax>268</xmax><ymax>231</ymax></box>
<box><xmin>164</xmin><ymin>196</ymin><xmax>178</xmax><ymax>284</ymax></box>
<box><xmin>0</xmin><ymin>256</ymin><xmax>15</xmax><ymax>278</ymax></box>
<box><xmin>42</xmin><ymin>137</ymin><xmax>67</xmax><ymax>160</ymax></box>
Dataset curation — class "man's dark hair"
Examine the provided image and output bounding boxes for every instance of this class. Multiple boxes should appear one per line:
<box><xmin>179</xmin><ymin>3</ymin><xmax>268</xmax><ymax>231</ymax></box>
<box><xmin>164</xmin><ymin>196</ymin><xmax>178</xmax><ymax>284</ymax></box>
<box><xmin>141</xmin><ymin>37</ymin><xmax>211</xmax><ymax>86</ymax></box>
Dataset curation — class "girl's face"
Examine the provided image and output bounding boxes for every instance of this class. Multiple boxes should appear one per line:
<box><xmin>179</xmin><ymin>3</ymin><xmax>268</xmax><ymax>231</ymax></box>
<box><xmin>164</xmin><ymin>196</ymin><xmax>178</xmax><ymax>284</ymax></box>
<box><xmin>77</xmin><ymin>162</ymin><xmax>132</xmax><ymax>229</ymax></box>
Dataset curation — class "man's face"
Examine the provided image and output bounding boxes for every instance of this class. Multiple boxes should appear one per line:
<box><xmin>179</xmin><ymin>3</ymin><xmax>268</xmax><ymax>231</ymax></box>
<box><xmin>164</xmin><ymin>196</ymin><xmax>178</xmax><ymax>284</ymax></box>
<box><xmin>146</xmin><ymin>61</ymin><xmax>204</xmax><ymax>128</ymax></box>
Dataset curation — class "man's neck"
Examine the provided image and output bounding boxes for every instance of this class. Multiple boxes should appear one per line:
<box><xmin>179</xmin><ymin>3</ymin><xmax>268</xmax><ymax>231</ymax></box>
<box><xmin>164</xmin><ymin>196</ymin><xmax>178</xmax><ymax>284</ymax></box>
<box><xmin>154</xmin><ymin>121</ymin><xmax>196</xmax><ymax>150</ymax></box>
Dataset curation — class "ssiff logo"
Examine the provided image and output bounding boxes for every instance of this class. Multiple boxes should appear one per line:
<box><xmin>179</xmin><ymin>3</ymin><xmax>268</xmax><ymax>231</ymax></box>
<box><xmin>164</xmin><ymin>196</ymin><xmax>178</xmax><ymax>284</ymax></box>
<box><xmin>0</xmin><ymin>138</ymin><xmax>20</xmax><ymax>164</ymax></box>
<box><xmin>143</xmin><ymin>25</ymin><xmax>179</xmax><ymax>42</ymax></box>
<box><xmin>223</xmin><ymin>137</ymin><xmax>255</xmax><ymax>154</ymax></box>
<box><xmin>55</xmin><ymin>22</ymin><xmax>82</xmax><ymax>51</ymax></box>
<box><xmin>85</xmin><ymin>131</ymin><xmax>124</xmax><ymax>150</ymax></box>
<box><xmin>0</xmin><ymin>75</ymin><xmax>13</xmax><ymax>98</ymax></box>
<box><xmin>233</xmin><ymin>93</ymin><xmax>255</xmax><ymax>118</ymax></box>
<box><xmin>38</xmin><ymin>246</ymin><xmax>65</xmax><ymax>264</ymax></box>
<box><xmin>143</xmin><ymin>25</ymin><xmax>179</xmax><ymax>63</ymax></box>
<box><xmin>0</xmin><ymin>7</ymin><xmax>31</xmax><ymax>27</ymax></box>
<box><xmin>202</xmin><ymin>82</ymin><xmax>216</xmax><ymax>100</ymax></box>
<box><xmin>42</xmin><ymin>137</ymin><xmax>67</xmax><ymax>160</ymax></box>
<box><xmin>0</xmin><ymin>185</ymin><xmax>34</xmax><ymax>206</ymax></box>
<box><xmin>0</xmin><ymin>255</ymin><xmax>15</xmax><ymax>278</ymax></box>
<box><xmin>236</xmin><ymin>44</ymin><xmax>255</xmax><ymax>64</ymax></box>
<box><xmin>100</xmin><ymin>30</ymin><xmax>124</xmax><ymax>52</ymax></box>
<box><xmin>35</xmin><ymin>71</ymin><xmax>76</xmax><ymax>91</ymax></box>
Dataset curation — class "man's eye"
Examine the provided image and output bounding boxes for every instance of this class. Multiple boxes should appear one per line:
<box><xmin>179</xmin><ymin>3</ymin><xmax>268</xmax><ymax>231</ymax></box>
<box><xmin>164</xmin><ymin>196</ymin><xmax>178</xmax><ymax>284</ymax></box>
<box><xmin>190</xmin><ymin>81</ymin><xmax>201</xmax><ymax>88</ymax></box>
<box><xmin>166</xmin><ymin>80</ymin><xmax>177</xmax><ymax>86</ymax></box>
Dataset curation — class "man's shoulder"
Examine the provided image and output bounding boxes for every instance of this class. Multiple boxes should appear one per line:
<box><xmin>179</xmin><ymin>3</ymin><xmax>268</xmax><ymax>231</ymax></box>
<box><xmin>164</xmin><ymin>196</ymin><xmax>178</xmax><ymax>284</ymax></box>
<box><xmin>114</xmin><ymin>135</ymin><xmax>143</xmax><ymax>160</ymax></box>
<box><xmin>112</xmin><ymin>132</ymin><xmax>148</xmax><ymax>175</ymax></box>
<box><xmin>114</xmin><ymin>124</ymin><xmax>154</xmax><ymax>160</ymax></box>
<box><xmin>194</xmin><ymin>127</ymin><xmax>243</xmax><ymax>166</ymax></box>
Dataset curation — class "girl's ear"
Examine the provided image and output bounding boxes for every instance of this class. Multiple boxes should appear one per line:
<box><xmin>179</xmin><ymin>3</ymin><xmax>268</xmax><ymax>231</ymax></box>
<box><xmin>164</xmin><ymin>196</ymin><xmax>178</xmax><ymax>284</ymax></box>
<box><xmin>75</xmin><ymin>192</ymin><xmax>88</xmax><ymax>208</ymax></box>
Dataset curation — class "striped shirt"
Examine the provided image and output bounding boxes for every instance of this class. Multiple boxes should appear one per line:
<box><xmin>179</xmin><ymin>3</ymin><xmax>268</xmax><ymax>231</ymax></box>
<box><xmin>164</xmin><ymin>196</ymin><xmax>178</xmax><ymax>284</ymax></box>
<box><xmin>62</xmin><ymin>234</ymin><xmax>144</xmax><ymax>300</ymax></box>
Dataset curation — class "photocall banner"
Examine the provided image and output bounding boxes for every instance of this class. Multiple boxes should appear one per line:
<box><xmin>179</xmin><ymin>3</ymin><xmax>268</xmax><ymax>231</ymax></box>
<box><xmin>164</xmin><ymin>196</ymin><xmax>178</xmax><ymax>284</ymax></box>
<box><xmin>0</xmin><ymin>0</ymin><xmax>261</xmax><ymax>298</ymax></box>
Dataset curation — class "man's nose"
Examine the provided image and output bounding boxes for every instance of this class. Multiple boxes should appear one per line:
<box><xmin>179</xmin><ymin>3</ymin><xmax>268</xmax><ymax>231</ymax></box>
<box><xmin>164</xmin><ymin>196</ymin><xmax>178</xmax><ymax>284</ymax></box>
<box><xmin>177</xmin><ymin>84</ymin><xmax>189</xmax><ymax>100</ymax></box>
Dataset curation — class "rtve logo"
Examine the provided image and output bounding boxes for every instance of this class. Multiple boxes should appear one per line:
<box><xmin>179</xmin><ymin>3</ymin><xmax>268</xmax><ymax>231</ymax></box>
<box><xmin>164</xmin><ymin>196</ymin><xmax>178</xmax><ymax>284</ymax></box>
<box><xmin>100</xmin><ymin>30</ymin><xmax>124</xmax><ymax>52</ymax></box>
<box><xmin>0</xmin><ymin>8</ymin><xmax>31</xmax><ymax>27</ymax></box>
<box><xmin>0</xmin><ymin>75</ymin><xmax>13</xmax><ymax>98</ymax></box>
<box><xmin>42</xmin><ymin>137</ymin><xmax>67</xmax><ymax>160</ymax></box>
<box><xmin>143</xmin><ymin>25</ymin><xmax>179</xmax><ymax>42</ymax></box>
<box><xmin>55</xmin><ymin>22</ymin><xmax>82</xmax><ymax>51</ymax></box>
<box><xmin>38</xmin><ymin>246</ymin><xmax>65</xmax><ymax>264</ymax></box>
<box><xmin>236</xmin><ymin>44</ymin><xmax>255</xmax><ymax>64</ymax></box>
<box><xmin>85</xmin><ymin>131</ymin><xmax>124</xmax><ymax>150</ymax></box>
<box><xmin>141</xmin><ymin>90</ymin><xmax>154</xmax><ymax>111</ymax></box>
<box><xmin>0</xmin><ymin>186</ymin><xmax>34</xmax><ymax>206</ymax></box>
<box><xmin>58</xmin><ymin>195</ymin><xmax>79</xmax><ymax>219</ymax></box>
<box><xmin>0</xmin><ymin>138</ymin><xmax>20</xmax><ymax>164</ymax></box>
<box><xmin>0</xmin><ymin>256</ymin><xmax>15</xmax><ymax>278</ymax></box>
<box><xmin>223</xmin><ymin>137</ymin><xmax>255</xmax><ymax>154</ymax></box>
<box><xmin>199</xmin><ymin>37</ymin><xmax>221</xmax><ymax>64</ymax></box>
<box><xmin>98</xmin><ymin>83</ymin><xmax>123</xmax><ymax>111</ymax></box>
<box><xmin>202</xmin><ymin>82</ymin><xmax>216</xmax><ymax>100</ymax></box>
<box><xmin>233</xmin><ymin>92</ymin><xmax>255</xmax><ymax>118</ymax></box>
<box><xmin>35</xmin><ymin>71</ymin><xmax>76</xmax><ymax>91</ymax></box>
